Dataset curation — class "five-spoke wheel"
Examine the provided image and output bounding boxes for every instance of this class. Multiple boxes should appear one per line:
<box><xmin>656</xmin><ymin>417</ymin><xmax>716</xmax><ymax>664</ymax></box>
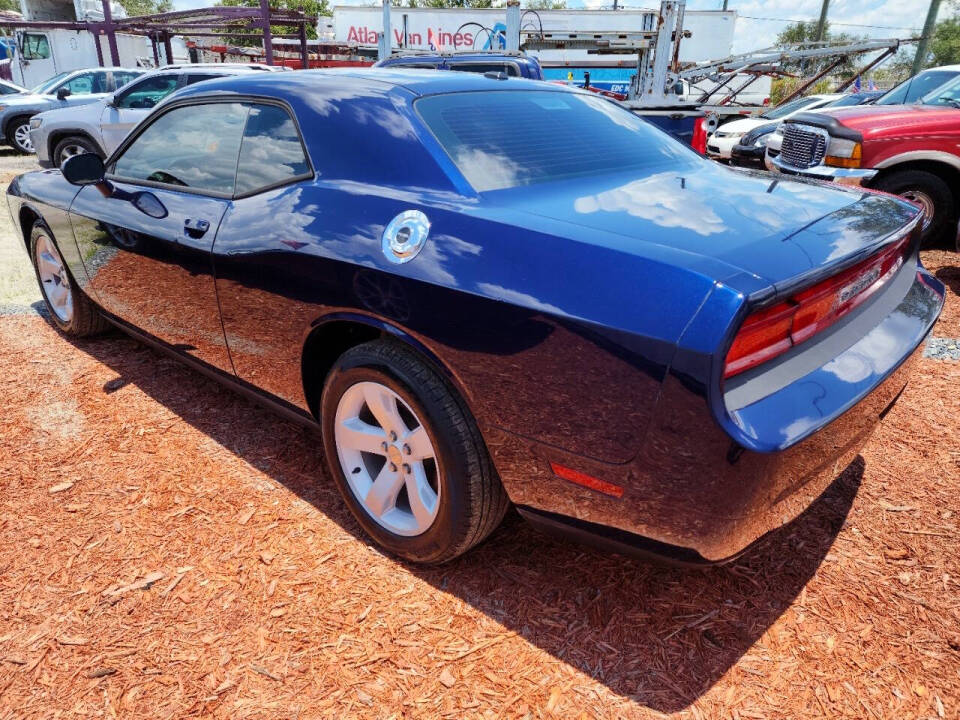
<box><xmin>334</xmin><ymin>381</ymin><xmax>441</xmax><ymax>536</ymax></box>
<box><xmin>321</xmin><ymin>340</ymin><xmax>509</xmax><ymax>563</ymax></box>
<box><xmin>28</xmin><ymin>221</ymin><xmax>110</xmax><ymax>336</ymax></box>
<box><xmin>34</xmin><ymin>231</ymin><xmax>73</xmax><ymax>323</ymax></box>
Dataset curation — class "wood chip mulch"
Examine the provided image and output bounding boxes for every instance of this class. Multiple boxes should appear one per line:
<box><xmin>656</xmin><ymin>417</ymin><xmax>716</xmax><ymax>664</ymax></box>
<box><xmin>0</xmin><ymin>251</ymin><xmax>957</xmax><ymax>718</ymax></box>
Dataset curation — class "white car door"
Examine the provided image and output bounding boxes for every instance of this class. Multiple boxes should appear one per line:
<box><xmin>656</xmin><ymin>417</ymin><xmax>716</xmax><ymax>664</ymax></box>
<box><xmin>99</xmin><ymin>73</ymin><xmax>181</xmax><ymax>154</ymax></box>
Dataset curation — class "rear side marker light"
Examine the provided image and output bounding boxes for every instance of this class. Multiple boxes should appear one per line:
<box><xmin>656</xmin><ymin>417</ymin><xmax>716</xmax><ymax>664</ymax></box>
<box><xmin>550</xmin><ymin>462</ymin><xmax>624</xmax><ymax>498</ymax></box>
<box><xmin>725</xmin><ymin>232</ymin><xmax>912</xmax><ymax>379</ymax></box>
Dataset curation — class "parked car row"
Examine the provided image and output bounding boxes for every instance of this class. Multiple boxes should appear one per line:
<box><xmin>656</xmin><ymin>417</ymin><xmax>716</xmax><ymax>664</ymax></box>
<box><xmin>705</xmin><ymin>64</ymin><xmax>960</xmax><ymax>249</ymax></box>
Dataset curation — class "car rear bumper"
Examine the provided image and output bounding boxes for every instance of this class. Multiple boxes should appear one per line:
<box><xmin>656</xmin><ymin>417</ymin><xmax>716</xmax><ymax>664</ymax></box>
<box><xmin>771</xmin><ymin>154</ymin><xmax>878</xmax><ymax>186</ymax></box>
<box><xmin>491</xmin><ymin>262</ymin><xmax>944</xmax><ymax>563</ymax></box>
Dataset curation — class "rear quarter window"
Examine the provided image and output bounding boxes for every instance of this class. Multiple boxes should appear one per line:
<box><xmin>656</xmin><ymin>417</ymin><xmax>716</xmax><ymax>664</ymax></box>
<box><xmin>235</xmin><ymin>104</ymin><xmax>310</xmax><ymax>195</ymax></box>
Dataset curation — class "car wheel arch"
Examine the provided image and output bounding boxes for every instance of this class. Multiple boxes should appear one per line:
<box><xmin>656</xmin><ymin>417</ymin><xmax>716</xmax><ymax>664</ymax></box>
<box><xmin>3</xmin><ymin>113</ymin><xmax>32</xmax><ymax>137</ymax></box>
<box><xmin>48</xmin><ymin>129</ymin><xmax>103</xmax><ymax>161</ymax></box>
<box><xmin>300</xmin><ymin>314</ymin><xmax>476</xmax><ymax>425</ymax></box>
<box><xmin>871</xmin><ymin>159</ymin><xmax>960</xmax><ymax>206</ymax></box>
<box><xmin>18</xmin><ymin>205</ymin><xmax>41</xmax><ymax>252</ymax></box>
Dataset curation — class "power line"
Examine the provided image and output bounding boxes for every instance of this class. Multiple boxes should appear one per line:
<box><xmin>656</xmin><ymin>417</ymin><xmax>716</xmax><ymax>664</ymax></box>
<box><xmin>737</xmin><ymin>15</ymin><xmax>917</xmax><ymax>31</ymax></box>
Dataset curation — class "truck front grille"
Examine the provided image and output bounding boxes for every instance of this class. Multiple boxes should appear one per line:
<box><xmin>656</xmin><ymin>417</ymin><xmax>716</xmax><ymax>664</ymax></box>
<box><xmin>780</xmin><ymin>124</ymin><xmax>827</xmax><ymax>169</ymax></box>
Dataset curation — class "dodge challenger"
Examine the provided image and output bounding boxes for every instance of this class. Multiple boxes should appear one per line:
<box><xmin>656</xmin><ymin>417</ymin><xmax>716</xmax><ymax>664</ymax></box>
<box><xmin>7</xmin><ymin>70</ymin><xmax>944</xmax><ymax>565</ymax></box>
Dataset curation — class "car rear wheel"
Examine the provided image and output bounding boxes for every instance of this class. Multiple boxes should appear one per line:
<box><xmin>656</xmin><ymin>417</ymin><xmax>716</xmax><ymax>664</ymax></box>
<box><xmin>320</xmin><ymin>339</ymin><xmax>509</xmax><ymax>563</ymax></box>
<box><xmin>7</xmin><ymin>118</ymin><xmax>33</xmax><ymax>154</ymax></box>
<box><xmin>29</xmin><ymin>221</ymin><xmax>110</xmax><ymax>336</ymax></box>
<box><xmin>53</xmin><ymin>136</ymin><xmax>101</xmax><ymax>167</ymax></box>
<box><xmin>872</xmin><ymin>169</ymin><xmax>955</xmax><ymax>247</ymax></box>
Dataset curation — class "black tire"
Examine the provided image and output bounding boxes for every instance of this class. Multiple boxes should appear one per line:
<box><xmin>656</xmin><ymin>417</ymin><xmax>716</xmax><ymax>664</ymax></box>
<box><xmin>52</xmin><ymin>135</ymin><xmax>102</xmax><ymax>168</ymax></box>
<box><xmin>871</xmin><ymin>169</ymin><xmax>956</xmax><ymax>247</ymax></box>
<box><xmin>29</xmin><ymin>221</ymin><xmax>110</xmax><ymax>336</ymax></box>
<box><xmin>6</xmin><ymin>116</ymin><xmax>33</xmax><ymax>154</ymax></box>
<box><xmin>320</xmin><ymin>339</ymin><xmax>509</xmax><ymax>563</ymax></box>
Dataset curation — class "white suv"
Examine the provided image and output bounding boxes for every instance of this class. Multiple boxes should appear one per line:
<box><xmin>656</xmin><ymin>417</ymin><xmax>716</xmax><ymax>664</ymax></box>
<box><xmin>30</xmin><ymin>64</ymin><xmax>283</xmax><ymax>168</ymax></box>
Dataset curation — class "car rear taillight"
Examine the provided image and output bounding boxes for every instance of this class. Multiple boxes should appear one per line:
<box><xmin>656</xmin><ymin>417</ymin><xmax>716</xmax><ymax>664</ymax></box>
<box><xmin>724</xmin><ymin>233</ymin><xmax>913</xmax><ymax>379</ymax></box>
<box><xmin>691</xmin><ymin>116</ymin><xmax>708</xmax><ymax>155</ymax></box>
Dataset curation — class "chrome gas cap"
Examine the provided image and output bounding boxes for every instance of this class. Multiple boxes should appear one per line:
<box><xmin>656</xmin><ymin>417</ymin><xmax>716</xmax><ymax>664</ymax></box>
<box><xmin>382</xmin><ymin>210</ymin><xmax>430</xmax><ymax>264</ymax></box>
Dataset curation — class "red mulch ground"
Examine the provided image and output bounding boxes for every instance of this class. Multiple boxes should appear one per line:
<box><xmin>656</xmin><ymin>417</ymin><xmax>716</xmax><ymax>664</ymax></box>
<box><xmin>0</xmin><ymin>249</ymin><xmax>957</xmax><ymax>719</ymax></box>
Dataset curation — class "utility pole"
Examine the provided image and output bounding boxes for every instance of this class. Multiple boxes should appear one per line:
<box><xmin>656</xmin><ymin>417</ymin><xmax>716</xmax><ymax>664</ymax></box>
<box><xmin>722</xmin><ymin>1</ymin><xmax>728</xmax><ymax>10</ymax></box>
<box><xmin>815</xmin><ymin>0</ymin><xmax>830</xmax><ymax>42</ymax></box>
<box><xmin>912</xmin><ymin>0</ymin><xmax>942</xmax><ymax>75</ymax></box>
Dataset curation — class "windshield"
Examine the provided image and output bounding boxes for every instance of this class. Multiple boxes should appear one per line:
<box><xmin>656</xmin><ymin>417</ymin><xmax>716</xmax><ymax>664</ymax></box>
<box><xmin>30</xmin><ymin>72</ymin><xmax>70</xmax><ymax>95</ymax></box>
<box><xmin>761</xmin><ymin>96</ymin><xmax>819</xmax><ymax>120</ymax></box>
<box><xmin>920</xmin><ymin>74</ymin><xmax>960</xmax><ymax>107</ymax></box>
<box><xmin>416</xmin><ymin>90</ymin><xmax>694</xmax><ymax>192</ymax></box>
<box><xmin>827</xmin><ymin>93</ymin><xmax>870</xmax><ymax>107</ymax></box>
<box><xmin>875</xmin><ymin>69</ymin><xmax>959</xmax><ymax>105</ymax></box>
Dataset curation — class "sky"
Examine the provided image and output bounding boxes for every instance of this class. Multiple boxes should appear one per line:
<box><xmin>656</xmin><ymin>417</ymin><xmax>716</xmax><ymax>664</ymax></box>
<box><xmin>169</xmin><ymin>0</ymin><xmax>938</xmax><ymax>54</ymax></box>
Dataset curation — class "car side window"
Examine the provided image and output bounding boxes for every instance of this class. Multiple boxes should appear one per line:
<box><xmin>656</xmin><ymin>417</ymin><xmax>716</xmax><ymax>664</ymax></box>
<box><xmin>61</xmin><ymin>71</ymin><xmax>106</xmax><ymax>96</ymax></box>
<box><xmin>449</xmin><ymin>63</ymin><xmax>518</xmax><ymax>76</ymax></box>
<box><xmin>116</xmin><ymin>74</ymin><xmax>180</xmax><ymax>109</ymax></box>
<box><xmin>112</xmin><ymin>102</ymin><xmax>248</xmax><ymax>195</ymax></box>
<box><xmin>112</xmin><ymin>71</ymin><xmax>141</xmax><ymax>90</ymax></box>
<box><xmin>184</xmin><ymin>73</ymin><xmax>223</xmax><ymax>86</ymax></box>
<box><xmin>234</xmin><ymin>104</ymin><xmax>309</xmax><ymax>195</ymax></box>
<box><xmin>21</xmin><ymin>33</ymin><xmax>50</xmax><ymax>60</ymax></box>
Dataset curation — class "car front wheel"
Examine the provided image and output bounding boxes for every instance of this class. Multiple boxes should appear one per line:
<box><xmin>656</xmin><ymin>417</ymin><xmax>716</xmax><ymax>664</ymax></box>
<box><xmin>29</xmin><ymin>221</ymin><xmax>110</xmax><ymax>336</ymax></box>
<box><xmin>7</xmin><ymin>117</ymin><xmax>33</xmax><ymax>154</ymax></box>
<box><xmin>320</xmin><ymin>340</ymin><xmax>509</xmax><ymax>563</ymax></box>
<box><xmin>872</xmin><ymin>169</ymin><xmax>956</xmax><ymax>247</ymax></box>
<box><xmin>53</xmin><ymin>135</ymin><xmax>101</xmax><ymax>167</ymax></box>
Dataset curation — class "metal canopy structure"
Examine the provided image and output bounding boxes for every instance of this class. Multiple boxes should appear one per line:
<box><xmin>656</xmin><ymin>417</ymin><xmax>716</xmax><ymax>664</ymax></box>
<box><xmin>0</xmin><ymin>1</ymin><xmax>312</xmax><ymax>69</ymax></box>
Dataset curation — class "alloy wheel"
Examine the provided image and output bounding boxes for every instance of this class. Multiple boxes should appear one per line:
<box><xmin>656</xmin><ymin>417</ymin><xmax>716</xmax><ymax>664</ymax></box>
<box><xmin>334</xmin><ymin>381</ymin><xmax>440</xmax><ymax>536</ymax></box>
<box><xmin>35</xmin><ymin>233</ymin><xmax>73</xmax><ymax>322</ymax></box>
<box><xmin>14</xmin><ymin>123</ymin><xmax>33</xmax><ymax>153</ymax></box>
<box><xmin>58</xmin><ymin>143</ymin><xmax>87</xmax><ymax>165</ymax></box>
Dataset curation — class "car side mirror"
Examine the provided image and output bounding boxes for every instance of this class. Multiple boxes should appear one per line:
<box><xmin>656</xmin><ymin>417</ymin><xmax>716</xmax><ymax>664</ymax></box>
<box><xmin>62</xmin><ymin>152</ymin><xmax>105</xmax><ymax>185</ymax></box>
<box><xmin>56</xmin><ymin>87</ymin><xmax>71</xmax><ymax>100</ymax></box>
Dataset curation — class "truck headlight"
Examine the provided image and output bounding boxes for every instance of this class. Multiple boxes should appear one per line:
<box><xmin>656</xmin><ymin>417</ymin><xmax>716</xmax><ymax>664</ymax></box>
<box><xmin>825</xmin><ymin>138</ymin><xmax>862</xmax><ymax>168</ymax></box>
<box><xmin>29</xmin><ymin>117</ymin><xmax>42</xmax><ymax>130</ymax></box>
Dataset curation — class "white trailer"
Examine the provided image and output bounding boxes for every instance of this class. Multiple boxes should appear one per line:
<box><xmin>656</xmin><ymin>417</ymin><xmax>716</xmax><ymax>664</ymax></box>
<box><xmin>6</xmin><ymin>0</ymin><xmax>187</xmax><ymax>88</ymax></box>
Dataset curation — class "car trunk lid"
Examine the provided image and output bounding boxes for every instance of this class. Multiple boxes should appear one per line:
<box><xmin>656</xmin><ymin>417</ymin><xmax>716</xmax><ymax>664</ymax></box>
<box><xmin>487</xmin><ymin>162</ymin><xmax>920</xmax><ymax>294</ymax></box>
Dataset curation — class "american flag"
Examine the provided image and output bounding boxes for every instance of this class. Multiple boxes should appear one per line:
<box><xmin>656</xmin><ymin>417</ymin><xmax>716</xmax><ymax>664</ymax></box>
<box><xmin>853</xmin><ymin>75</ymin><xmax>861</xmax><ymax>93</ymax></box>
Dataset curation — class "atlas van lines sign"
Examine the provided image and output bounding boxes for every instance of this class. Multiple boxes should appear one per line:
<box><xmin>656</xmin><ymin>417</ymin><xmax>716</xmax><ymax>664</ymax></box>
<box><xmin>331</xmin><ymin>6</ymin><xmax>735</xmax><ymax>59</ymax></box>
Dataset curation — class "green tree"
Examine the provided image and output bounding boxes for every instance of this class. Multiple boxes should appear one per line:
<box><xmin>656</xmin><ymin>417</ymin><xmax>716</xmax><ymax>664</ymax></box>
<box><xmin>407</xmin><ymin>0</ymin><xmax>494</xmax><ymax>7</ymax></box>
<box><xmin>0</xmin><ymin>0</ymin><xmax>20</xmax><ymax>12</ymax></box>
<box><xmin>929</xmin><ymin>17</ymin><xmax>960</xmax><ymax>66</ymax></box>
<box><xmin>117</xmin><ymin>0</ymin><xmax>173</xmax><ymax>17</ymax></box>
<box><xmin>217</xmin><ymin>0</ymin><xmax>329</xmax><ymax>40</ymax></box>
<box><xmin>524</xmin><ymin>0</ymin><xmax>566</xmax><ymax>8</ymax></box>
<box><xmin>775</xmin><ymin>20</ymin><xmax>864</xmax><ymax>81</ymax></box>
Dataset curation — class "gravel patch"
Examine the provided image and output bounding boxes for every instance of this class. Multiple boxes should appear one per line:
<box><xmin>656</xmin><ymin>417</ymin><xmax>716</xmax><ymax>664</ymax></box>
<box><xmin>924</xmin><ymin>336</ymin><xmax>960</xmax><ymax>361</ymax></box>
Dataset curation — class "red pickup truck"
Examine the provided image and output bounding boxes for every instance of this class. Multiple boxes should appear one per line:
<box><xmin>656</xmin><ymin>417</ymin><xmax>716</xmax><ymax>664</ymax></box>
<box><xmin>768</xmin><ymin>75</ymin><xmax>960</xmax><ymax>248</ymax></box>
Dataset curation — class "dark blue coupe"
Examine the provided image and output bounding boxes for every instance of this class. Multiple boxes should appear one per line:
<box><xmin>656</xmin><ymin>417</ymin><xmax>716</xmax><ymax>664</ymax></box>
<box><xmin>7</xmin><ymin>69</ymin><xmax>944</xmax><ymax>565</ymax></box>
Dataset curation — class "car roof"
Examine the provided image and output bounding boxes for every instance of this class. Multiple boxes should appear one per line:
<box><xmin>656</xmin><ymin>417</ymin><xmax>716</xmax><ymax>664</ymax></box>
<box><xmin>139</xmin><ymin>64</ymin><xmax>276</xmax><ymax>77</ymax></box>
<box><xmin>173</xmin><ymin>67</ymin><xmax>569</xmax><ymax>101</ymax></box>
<box><xmin>376</xmin><ymin>51</ymin><xmax>538</xmax><ymax>65</ymax></box>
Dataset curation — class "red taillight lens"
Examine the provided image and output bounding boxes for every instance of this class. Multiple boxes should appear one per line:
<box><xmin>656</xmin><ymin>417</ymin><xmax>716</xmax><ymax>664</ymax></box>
<box><xmin>724</xmin><ymin>233</ymin><xmax>912</xmax><ymax>379</ymax></box>
<box><xmin>691</xmin><ymin>116</ymin><xmax>708</xmax><ymax>155</ymax></box>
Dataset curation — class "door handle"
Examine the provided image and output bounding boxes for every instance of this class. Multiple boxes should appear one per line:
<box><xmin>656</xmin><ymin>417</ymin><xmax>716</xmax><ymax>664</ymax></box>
<box><xmin>183</xmin><ymin>218</ymin><xmax>209</xmax><ymax>239</ymax></box>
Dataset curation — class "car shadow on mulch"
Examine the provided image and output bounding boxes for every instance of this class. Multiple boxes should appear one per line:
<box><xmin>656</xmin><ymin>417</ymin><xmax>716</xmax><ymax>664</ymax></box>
<box><xmin>60</xmin><ymin>319</ymin><xmax>861</xmax><ymax>714</ymax></box>
<box><xmin>934</xmin><ymin>265</ymin><xmax>960</xmax><ymax>297</ymax></box>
